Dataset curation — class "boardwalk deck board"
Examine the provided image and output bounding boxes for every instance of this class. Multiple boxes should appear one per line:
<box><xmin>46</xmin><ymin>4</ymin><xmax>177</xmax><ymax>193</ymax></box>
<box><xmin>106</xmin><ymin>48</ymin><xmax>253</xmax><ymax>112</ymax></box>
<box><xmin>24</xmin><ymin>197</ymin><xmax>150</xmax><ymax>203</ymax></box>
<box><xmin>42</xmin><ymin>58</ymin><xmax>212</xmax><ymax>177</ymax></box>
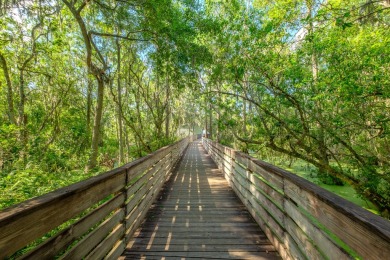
<box><xmin>121</xmin><ymin>141</ymin><xmax>280</xmax><ymax>259</ymax></box>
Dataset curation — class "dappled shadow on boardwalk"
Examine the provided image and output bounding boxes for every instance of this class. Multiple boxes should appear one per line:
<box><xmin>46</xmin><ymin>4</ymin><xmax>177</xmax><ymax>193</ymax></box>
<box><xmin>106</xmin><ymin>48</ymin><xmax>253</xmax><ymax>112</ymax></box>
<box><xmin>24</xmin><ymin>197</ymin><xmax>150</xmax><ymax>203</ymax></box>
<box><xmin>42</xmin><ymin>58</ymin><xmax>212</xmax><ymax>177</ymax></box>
<box><xmin>120</xmin><ymin>140</ymin><xmax>280</xmax><ymax>259</ymax></box>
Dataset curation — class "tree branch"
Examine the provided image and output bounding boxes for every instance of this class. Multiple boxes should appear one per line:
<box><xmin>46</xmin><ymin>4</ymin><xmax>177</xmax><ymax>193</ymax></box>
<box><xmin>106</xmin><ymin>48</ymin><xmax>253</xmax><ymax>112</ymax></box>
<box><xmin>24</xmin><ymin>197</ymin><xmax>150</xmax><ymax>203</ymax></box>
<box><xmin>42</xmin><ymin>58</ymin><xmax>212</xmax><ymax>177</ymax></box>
<box><xmin>77</xmin><ymin>0</ymin><xmax>91</xmax><ymax>14</ymax></box>
<box><xmin>89</xmin><ymin>30</ymin><xmax>151</xmax><ymax>42</ymax></box>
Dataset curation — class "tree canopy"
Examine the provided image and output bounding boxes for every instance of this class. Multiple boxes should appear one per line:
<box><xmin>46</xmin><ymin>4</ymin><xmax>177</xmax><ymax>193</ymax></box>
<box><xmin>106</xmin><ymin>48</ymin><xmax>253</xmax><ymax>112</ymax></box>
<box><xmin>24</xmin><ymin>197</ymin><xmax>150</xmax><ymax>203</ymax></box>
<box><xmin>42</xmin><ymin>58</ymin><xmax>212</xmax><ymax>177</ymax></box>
<box><xmin>1</xmin><ymin>0</ymin><xmax>389</xmax><ymax>214</ymax></box>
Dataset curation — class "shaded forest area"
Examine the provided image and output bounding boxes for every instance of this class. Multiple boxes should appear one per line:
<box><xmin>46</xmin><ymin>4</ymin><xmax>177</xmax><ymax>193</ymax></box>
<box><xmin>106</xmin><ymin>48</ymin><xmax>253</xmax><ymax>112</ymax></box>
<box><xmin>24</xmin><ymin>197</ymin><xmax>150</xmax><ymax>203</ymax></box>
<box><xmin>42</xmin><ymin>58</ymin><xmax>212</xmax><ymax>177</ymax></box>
<box><xmin>1</xmin><ymin>0</ymin><xmax>389</xmax><ymax>215</ymax></box>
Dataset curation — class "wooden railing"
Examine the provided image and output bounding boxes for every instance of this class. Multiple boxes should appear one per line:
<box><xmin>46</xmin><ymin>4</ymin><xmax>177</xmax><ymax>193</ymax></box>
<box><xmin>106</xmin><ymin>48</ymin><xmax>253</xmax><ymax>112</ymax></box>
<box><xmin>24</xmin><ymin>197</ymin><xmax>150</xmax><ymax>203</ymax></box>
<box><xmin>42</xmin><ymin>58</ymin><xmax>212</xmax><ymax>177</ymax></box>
<box><xmin>203</xmin><ymin>138</ymin><xmax>390</xmax><ymax>260</ymax></box>
<box><xmin>0</xmin><ymin>136</ymin><xmax>194</xmax><ymax>259</ymax></box>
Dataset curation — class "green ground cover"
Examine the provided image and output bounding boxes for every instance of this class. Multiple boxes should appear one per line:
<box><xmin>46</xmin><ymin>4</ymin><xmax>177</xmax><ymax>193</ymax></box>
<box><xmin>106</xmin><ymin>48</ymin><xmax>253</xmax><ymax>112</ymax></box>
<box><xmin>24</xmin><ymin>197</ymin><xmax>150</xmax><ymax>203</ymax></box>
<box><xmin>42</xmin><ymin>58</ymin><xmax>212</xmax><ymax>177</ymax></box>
<box><xmin>0</xmin><ymin>168</ymin><xmax>106</xmax><ymax>210</ymax></box>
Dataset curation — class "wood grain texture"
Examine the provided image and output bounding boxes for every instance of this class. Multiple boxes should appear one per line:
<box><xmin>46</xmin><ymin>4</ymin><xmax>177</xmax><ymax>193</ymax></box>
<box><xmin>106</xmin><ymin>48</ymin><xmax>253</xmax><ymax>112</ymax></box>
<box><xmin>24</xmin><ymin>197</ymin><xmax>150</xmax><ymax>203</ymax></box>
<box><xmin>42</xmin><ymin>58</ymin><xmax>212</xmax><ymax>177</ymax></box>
<box><xmin>0</xmin><ymin>136</ymin><xmax>191</xmax><ymax>259</ymax></box>
<box><xmin>203</xmin><ymin>138</ymin><xmax>390</xmax><ymax>260</ymax></box>
<box><xmin>284</xmin><ymin>199</ymin><xmax>350</xmax><ymax>259</ymax></box>
<box><xmin>285</xmin><ymin>179</ymin><xmax>390</xmax><ymax>259</ymax></box>
<box><xmin>122</xmin><ymin>140</ymin><xmax>280</xmax><ymax>259</ymax></box>
<box><xmin>85</xmin><ymin>224</ymin><xmax>125</xmax><ymax>260</ymax></box>
<box><xmin>0</xmin><ymin>170</ymin><xmax>126</xmax><ymax>259</ymax></box>
<box><xmin>20</xmin><ymin>193</ymin><xmax>125</xmax><ymax>259</ymax></box>
<box><xmin>60</xmin><ymin>209</ymin><xmax>125</xmax><ymax>260</ymax></box>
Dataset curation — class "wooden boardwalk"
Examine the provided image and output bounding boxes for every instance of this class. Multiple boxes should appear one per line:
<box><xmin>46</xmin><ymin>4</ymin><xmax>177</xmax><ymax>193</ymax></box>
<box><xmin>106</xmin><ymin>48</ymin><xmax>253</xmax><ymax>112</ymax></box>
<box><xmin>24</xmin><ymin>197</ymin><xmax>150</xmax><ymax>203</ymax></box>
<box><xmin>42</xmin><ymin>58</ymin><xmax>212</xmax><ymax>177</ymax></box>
<box><xmin>121</xmin><ymin>140</ymin><xmax>280</xmax><ymax>259</ymax></box>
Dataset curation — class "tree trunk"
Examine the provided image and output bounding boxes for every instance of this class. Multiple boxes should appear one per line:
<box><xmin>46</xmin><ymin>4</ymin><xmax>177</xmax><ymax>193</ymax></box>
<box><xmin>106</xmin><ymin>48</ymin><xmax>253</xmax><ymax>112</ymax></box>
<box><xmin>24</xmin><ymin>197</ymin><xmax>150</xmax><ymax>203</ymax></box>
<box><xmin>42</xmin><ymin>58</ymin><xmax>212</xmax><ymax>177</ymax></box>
<box><xmin>18</xmin><ymin>69</ymin><xmax>27</xmax><ymax>165</ymax></box>
<box><xmin>165</xmin><ymin>77</ymin><xmax>170</xmax><ymax>139</ymax></box>
<box><xmin>116</xmin><ymin>39</ymin><xmax>124</xmax><ymax>165</ymax></box>
<box><xmin>209</xmin><ymin>106</ymin><xmax>212</xmax><ymax>139</ymax></box>
<box><xmin>307</xmin><ymin>1</ymin><xmax>319</xmax><ymax>81</ymax></box>
<box><xmin>243</xmin><ymin>98</ymin><xmax>247</xmax><ymax>136</ymax></box>
<box><xmin>216</xmin><ymin>112</ymin><xmax>220</xmax><ymax>143</ymax></box>
<box><xmin>87</xmin><ymin>77</ymin><xmax>104</xmax><ymax>170</ymax></box>
<box><xmin>62</xmin><ymin>0</ymin><xmax>107</xmax><ymax>171</ymax></box>
<box><xmin>205</xmin><ymin>111</ymin><xmax>208</xmax><ymax>138</ymax></box>
<box><xmin>0</xmin><ymin>53</ymin><xmax>16</xmax><ymax>124</ymax></box>
<box><xmin>86</xmin><ymin>77</ymin><xmax>93</xmax><ymax>147</ymax></box>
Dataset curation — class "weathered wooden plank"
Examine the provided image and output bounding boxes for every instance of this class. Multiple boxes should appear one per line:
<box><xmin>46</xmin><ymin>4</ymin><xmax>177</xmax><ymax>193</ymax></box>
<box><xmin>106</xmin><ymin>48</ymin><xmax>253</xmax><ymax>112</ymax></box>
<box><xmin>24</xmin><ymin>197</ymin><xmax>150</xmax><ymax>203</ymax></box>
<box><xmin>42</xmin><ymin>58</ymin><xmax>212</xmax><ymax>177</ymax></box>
<box><xmin>85</xmin><ymin>223</ymin><xmax>125</xmax><ymax>260</ymax></box>
<box><xmin>246</xmin><ymin>203</ymin><xmax>292</xmax><ymax>260</ymax></box>
<box><xmin>0</xmin><ymin>170</ymin><xmax>126</xmax><ymax>259</ymax></box>
<box><xmin>105</xmin><ymin>239</ymin><xmax>126</xmax><ymax>260</ymax></box>
<box><xmin>126</xmin><ymin>170</ymin><xmax>153</xmax><ymax>199</ymax></box>
<box><xmin>249</xmin><ymin>160</ymin><xmax>284</xmax><ymax>191</ymax></box>
<box><xmin>233</xmin><ymin>174</ymin><xmax>250</xmax><ymax>201</ymax></box>
<box><xmin>126</xmin><ymin>181</ymin><xmax>151</xmax><ymax>214</ymax></box>
<box><xmin>235</xmin><ymin>152</ymin><xmax>251</xmax><ymax>167</ymax></box>
<box><xmin>125</xmin><ymin>179</ymin><xmax>157</xmax><ymax>234</ymax></box>
<box><xmin>154</xmin><ymin>156</ymin><xmax>172</xmax><ymax>179</ymax></box>
<box><xmin>125</xmin><ymin>193</ymin><xmax>154</xmax><ymax>241</ymax></box>
<box><xmin>126</xmin><ymin>150</ymin><xmax>169</xmax><ymax>200</ymax></box>
<box><xmin>248</xmin><ymin>198</ymin><xmax>295</xmax><ymax>260</ymax></box>
<box><xmin>125</xmin><ymin>149</ymin><xmax>167</xmax><ymax>182</ymax></box>
<box><xmin>128</xmin><ymin>243</ymin><xmax>275</xmax><ymax>251</ymax></box>
<box><xmin>139</xmin><ymin>211</ymin><xmax>252</xmax><ymax>218</ymax></box>
<box><xmin>285</xmin><ymin>216</ymin><xmax>324</xmax><ymax>260</ymax></box>
<box><xmin>123</xmin><ymin>251</ymin><xmax>280</xmax><ymax>260</ymax></box>
<box><xmin>248</xmin><ymin>173</ymin><xmax>284</xmax><ymax>208</ymax></box>
<box><xmin>154</xmin><ymin>200</ymin><xmax>242</xmax><ymax>206</ymax></box>
<box><xmin>20</xmin><ymin>193</ymin><xmax>125</xmax><ymax>259</ymax></box>
<box><xmin>222</xmin><ymin>161</ymin><xmax>233</xmax><ymax>179</ymax></box>
<box><xmin>134</xmin><ymin>154</ymin><xmax>168</xmax><ymax>185</ymax></box>
<box><xmin>155</xmin><ymin>206</ymin><xmax>245</xmax><ymax>212</ymax></box>
<box><xmin>60</xmin><ymin>208</ymin><xmax>125</xmax><ymax>260</ymax></box>
<box><xmin>125</xmin><ymin>138</ymin><xmax>185</xmax><ymax>182</ymax></box>
<box><xmin>283</xmin><ymin>231</ymin><xmax>306</xmax><ymax>260</ymax></box>
<box><xmin>133</xmin><ymin>222</ymin><xmax>259</xmax><ymax>228</ymax></box>
<box><xmin>247</xmin><ymin>196</ymin><xmax>285</xmax><ymax>240</ymax></box>
<box><xmin>284</xmin><ymin>200</ymin><xmax>350</xmax><ymax>259</ymax></box>
<box><xmin>133</xmin><ymin>230</ymin><xmax>269</xmax><ymax>240</ymax></box>
<box><xmin>247</xmin><ymin>182</ymin><xmax>285</xmax><ymax>228</ymax></box>
<box><xmin>285</xmin><ymin>179</ymin><xmax>390</xmax><ymax>259</ymax></box>
<box><xmin>150</xmin><ymin>170</ymin><xmax>167</xmax><ymax>202</ymax></box>
<box><xmin>159</xmin><ymin>201</ymin><xmax>243</xmax><ymax>208</ymax></box>
<box><xmin>220</xmin><ymin>148</ymin><xmax>232</xmax><ymax>162</ymax></box>
<box><xmin>230</xmin><ymin>175</ymin><xmax>250</xmax><ymax>208</ymax></box>
<box><xmin>128</xmin><ymin>237</ymin><xmax>272</xmax><ymax>245</ymax></box>
<box><xmin>126</xmin><ymin>160</ymin><xmax>166</xmax><ymax>214</ymax></box>
<box><xmin>233</xmin><ymin>160</ymin><xmax>248</xmax><ymax>181</ymax></box>
<box><xmin>208</xmin><ymin>142</ymin><xmax>224</xmax><ymax>158</ymax></box>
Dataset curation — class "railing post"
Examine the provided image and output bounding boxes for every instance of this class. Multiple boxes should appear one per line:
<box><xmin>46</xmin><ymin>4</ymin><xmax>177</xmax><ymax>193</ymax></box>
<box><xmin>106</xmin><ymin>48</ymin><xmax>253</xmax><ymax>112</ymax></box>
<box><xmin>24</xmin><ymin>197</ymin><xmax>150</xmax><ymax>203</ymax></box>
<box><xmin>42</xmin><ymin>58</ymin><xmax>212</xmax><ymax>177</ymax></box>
<box><xmin>122</xmin><ymin>168</ymin><xmax>129</xmax><ymax>245</ymax></box>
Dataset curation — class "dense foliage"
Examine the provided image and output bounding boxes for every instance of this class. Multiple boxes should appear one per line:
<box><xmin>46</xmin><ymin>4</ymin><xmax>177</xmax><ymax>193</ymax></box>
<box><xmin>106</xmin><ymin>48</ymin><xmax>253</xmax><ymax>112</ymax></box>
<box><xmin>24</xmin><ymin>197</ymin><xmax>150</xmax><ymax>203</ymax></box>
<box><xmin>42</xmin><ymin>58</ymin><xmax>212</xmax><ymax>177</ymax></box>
<box><xmin>200</xmin><ymin>0</ymin><xmax>390</xmax><ymax>214</ymax></box>
<box><xmin>1</xmin><ymin>0</ymin><xmax>389</xmax><ymax>215</ymax></box>
<box><xmin>0</xmin><ymin>0</ymin><xmax>208</xmax><ymax>208</ymax></box>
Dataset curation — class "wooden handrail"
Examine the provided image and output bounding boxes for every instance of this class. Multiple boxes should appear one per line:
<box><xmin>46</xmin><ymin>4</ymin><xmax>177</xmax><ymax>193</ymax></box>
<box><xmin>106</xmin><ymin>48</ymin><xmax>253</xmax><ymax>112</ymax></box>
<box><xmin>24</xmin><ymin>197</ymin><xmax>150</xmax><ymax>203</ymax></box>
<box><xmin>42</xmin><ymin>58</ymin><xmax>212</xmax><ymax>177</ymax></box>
<box><xmin>202</xmin><ymin>138</ymin><xmax>390</xmax><ymax>260</ymax></box>
<box><xmin>0</xmin><ymin>136</ymin><xmax>195</xmax><ymax>259</ymax></box>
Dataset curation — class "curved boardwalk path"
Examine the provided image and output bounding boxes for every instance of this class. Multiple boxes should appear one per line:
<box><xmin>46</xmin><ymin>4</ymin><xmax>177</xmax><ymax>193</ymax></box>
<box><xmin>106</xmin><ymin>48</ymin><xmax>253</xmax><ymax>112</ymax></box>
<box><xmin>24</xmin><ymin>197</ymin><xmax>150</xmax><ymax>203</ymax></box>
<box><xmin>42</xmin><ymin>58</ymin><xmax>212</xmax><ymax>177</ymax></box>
<box><xmin>121</xmin><ymin>140</ymin><xmax>280</xmax><ymax>259</ymax></box>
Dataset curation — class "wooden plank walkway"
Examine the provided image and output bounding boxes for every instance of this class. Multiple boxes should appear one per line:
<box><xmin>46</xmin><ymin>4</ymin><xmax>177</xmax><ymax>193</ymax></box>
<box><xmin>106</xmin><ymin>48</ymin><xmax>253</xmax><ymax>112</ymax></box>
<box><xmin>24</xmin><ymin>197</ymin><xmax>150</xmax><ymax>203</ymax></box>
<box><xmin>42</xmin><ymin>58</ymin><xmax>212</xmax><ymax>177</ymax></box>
<box><xmin>120</xmin><ymin>140</ymin><xmax>280</xmax><ymax>259</ymax></box>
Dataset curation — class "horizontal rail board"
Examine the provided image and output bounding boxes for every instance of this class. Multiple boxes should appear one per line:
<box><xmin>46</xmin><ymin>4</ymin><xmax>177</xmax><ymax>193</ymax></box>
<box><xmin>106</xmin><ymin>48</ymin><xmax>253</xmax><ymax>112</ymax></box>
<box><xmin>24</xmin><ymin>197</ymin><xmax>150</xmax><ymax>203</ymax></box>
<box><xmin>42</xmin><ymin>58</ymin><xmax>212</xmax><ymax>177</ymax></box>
<box><xmin>0</xmin><ymin>171</ymin><xmax>126</xmax><ymax>259</ymax></box>
<box><xmin>85</xmin><ymin>224</ymin><xmax>125</xmax><ymax>260</ymax></box>
<box><xmin>202</xmin><ymin>138</ymin><xmax>390</xmax><ymax>260</ymax></box>
<box><xmin>284</xmin><ymin>199</ymin><xmax>350</xmax><ymax>259</ymax></box>
<box><xmin>20</xmin><ymin>192</ymin><xmax>125</xmax><ymax>259</ymax></box>
<box><xmin>107</xmin><ymin>239</ymin><xmax>126</xmax><ymax>259</ymax></box>
<box><xmin>60</xmin><ymin>209</ymin><xmax>125</xmax><ymax>260</ymax></box>
<box><xmin>285</xmin><ymin>179</ymin><xmax>389</xmax><ymax>259</ymax></box>
<box><xmin>0</xmin><ymin>136</ymin><xmax>194</xmax><ymax>259</ymax></box>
